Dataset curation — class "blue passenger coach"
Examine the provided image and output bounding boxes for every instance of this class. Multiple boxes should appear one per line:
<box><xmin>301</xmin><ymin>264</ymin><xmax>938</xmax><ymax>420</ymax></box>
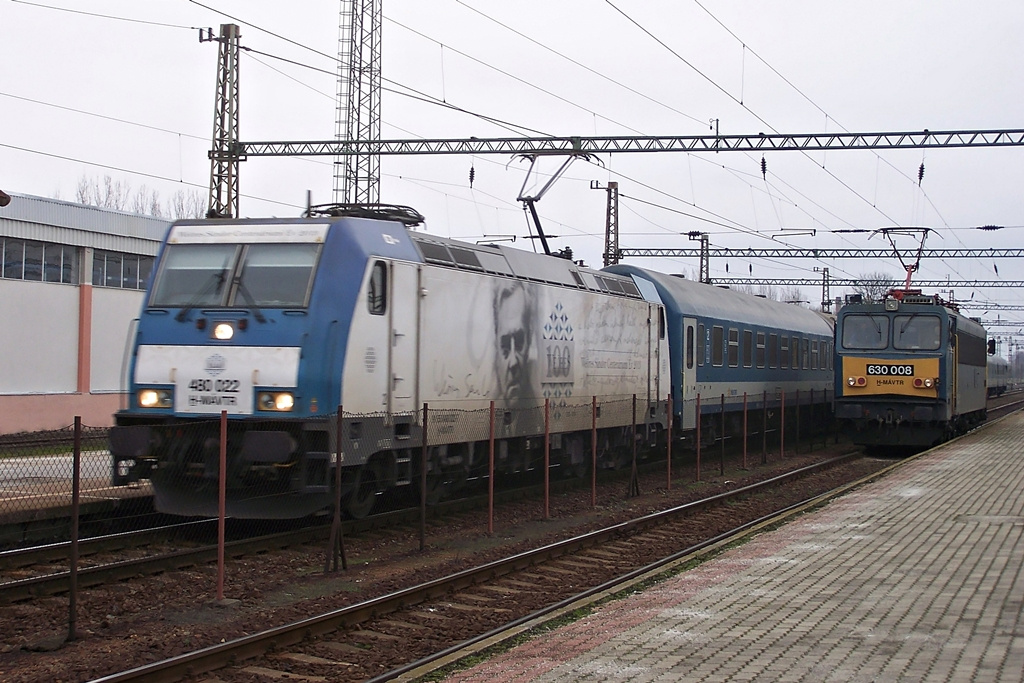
<box><xmin>605</xmin><ymin>266</ymin><xmax>835</xmax><ymax>437</ymax></box>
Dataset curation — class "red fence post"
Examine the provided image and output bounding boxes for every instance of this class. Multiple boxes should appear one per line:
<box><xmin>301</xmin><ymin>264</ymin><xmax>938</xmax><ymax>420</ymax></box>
<box><xmin>217</xmin><ymin>409</ymin><xmax>227</xmax><ymax>602</ymax></box>
<box><xmin>780</xmin><ymin>392</ymin><xmax>786</xmax><ymax>459</ymax></box>
<box><xmin>762</xmin><ymin>390</ymin><xmax>768</xmax><ymax>465</ymax></box>
<box><xmin>68</xmin><ymin>416</ymin><xmax>81</xmax><ymax>641</ymax></box>
<box><xmin>628</xmin><ymin>394</ymin><xmax>640</xmax><ymax>497</ymax></box>
<box><xmin>591</xmin><ymin>396</ymin><xmax>597</xmax><ymax>508</ymax></box>
<box><xmin>544</xmin><ymin>398</ymin><xmax>550</xmax><ymax>519</ymax></box>
<box><xmin>666</xmin><ymin>393</ymin><xmax>673</xmax><ymax>491</ymax></box>
<box><xmin>719</xmin><ymin>394</ymin><xmax>726</xmax><ymax>477</ymax></box>
<box><xmin>325</xmin><ymin>407</ymin><xmax>347</xmax><ymax>572</ymax></box>
<box><xmin>742</xmin><ymin>392</ymin><xmax>748</xmax><ymax>470</ymax></box>
<box><xmin>488</xmin><ymin>401</ymin><xmax>495</xmax><ymax>535</ymax></box>
<box><xmin>695</xmin><ymin>394</ymin><xmax>702</xmax><ymax>482</ymax></box>
<box><xmin>420</xmin><ymin>403</ymin><xmax>428</xmax><ymax>551</ymax></box>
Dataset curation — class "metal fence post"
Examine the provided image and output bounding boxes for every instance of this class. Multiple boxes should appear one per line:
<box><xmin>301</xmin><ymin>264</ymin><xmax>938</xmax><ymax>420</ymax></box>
<box><xmin>720</xmin><ymin>394</ymin><xmax>726</xmax><ymax>477</ymax></box>
<box><xmin>761</xmin><ymin>390</ymin><xmax>767</xmax><ymax>465</ymax></box>
<box><xmin>742</xmin><ymin>392</ymin><xmax>748</xmax><ymax>470</ymax></box>
<box><xmin>326</xmin><ymin>407</ymin><xmax>347</xmax><ymax>572</ymax></box>
<box><xmin>696</xmin><ymin>394</ymin><xmax>702</xmax><ymax>482</ymax></box>
<box><xmin>217</xmin><ymin>410</ymin><xmax>227</xmax><ymax>602</ymax></box>
<box><xmin>666</xmin><ymin>393</ymin><xmax>673</xmax><ymax>491</ymax></box>
<box><xmin>488</xmin><ymin>401</ymin><xmax>495</xmax><ymax>535</ymax></box>
<box><xmin>420</xmin><ymin>402</ymin><xmax>428</xmax><ymax>551</ymax></box>
<box><xmin>628</xmin><ymin>394</ymin><xmax>640</xmax><ymax>497</ymax></box>
<box><xmin>68</xmin><ymin>416</ymin><xmax>81</xmax><ymax>642</ymax></box>
<box><xmin>544</xmin><ymin>398</ymin><xmax>551</xmax><ymax>519</ymax></box>
<box><xmin>780</xmin><ymin>391</ymin><xmax>786</xmax><ymax>458</ymax></box>
<box><xmin>591</xmin><ymin>396</ymin><xmax>597</xmax><ymax>508</ymax></box>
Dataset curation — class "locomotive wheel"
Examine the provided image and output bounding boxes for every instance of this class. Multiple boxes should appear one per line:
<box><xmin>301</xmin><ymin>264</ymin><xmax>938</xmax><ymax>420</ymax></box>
<box><xmin>345</xmin><ymin>461</ymin><xmax>382</xmax><ymax>519</ymax></box>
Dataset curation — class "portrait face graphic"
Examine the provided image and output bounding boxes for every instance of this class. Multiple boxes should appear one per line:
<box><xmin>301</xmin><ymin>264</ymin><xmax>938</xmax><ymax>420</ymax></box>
<box><xmin>495</xmin><ymin>283</ymin><xmax>532</xmax><ymax>401</ymax></box>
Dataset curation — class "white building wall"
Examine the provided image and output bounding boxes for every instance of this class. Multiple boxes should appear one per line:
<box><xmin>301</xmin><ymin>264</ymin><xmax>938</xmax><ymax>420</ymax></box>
<box><xmin>0</xmin><ymin>279</ymin><xmax>78</xmax><ymax>393</ymax></box>
<box><xmin>91</xmin><ymin>287</ymin><xmax>145</xmax><ymax>392</ymax></box>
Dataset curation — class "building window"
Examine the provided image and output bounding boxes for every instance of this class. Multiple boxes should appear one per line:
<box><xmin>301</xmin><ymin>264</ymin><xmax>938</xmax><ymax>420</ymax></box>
<box><xmin>93</xmin><ymin>250</ymin><xmax>153</xmax><ymax>290</ymax></box>
<box><xmin>1</xmin><ymin>238</ymin><xmax>79</xmax><ymax>284</ymax></box>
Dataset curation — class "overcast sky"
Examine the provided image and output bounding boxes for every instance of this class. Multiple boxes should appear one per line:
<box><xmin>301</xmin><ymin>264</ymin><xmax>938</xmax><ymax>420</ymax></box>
<box><xmin>3</xmin><ymin>1</ymin><xmax>1024</xmax><ymax>341</ymax></box>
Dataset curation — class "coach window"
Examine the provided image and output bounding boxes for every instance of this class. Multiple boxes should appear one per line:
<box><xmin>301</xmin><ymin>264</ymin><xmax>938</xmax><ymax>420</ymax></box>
<box><xmin>712</xmin><ymin>325</ymin><xmax>724</xmax><ymax>366</ymax></box>
<box><xmin>801</xmin><ymin>338</ymin><xmax>809</xmax><ymax>369</ymax></box>
<box><xmin>780</xmin><ymin>336</ymin><xmax>789</xmax><ymax>369</ymax></box>
<box><xmin>791</xmin><ymin>336</ymin><xmax>800</xmax><ymax>370</ymax></box>
<box><xmin>893</xmin><ymin>315</ymin><xmax>941</xmax><ymax>350</ymax></box>
<box><xmin>368</xmin><ymin>261</ymin><xmax>387</xmax><ymax>315</ymax></box>
<box><xmin>811</xmin><ymin>340</ymin><xmax>819</xmax><ymax>369</ymax></box>
<box><xmin>728</xmin><ymin>328</ymin><xmax>739</xmax><ymax>367</ymax></box>
<box><xmin>743</xmin><ymin>330</ymin><xmax>753</xmax><ymax>367</ymax></box>
<box><xmin>768</xmin><ymin>333</ymin><xmax>777</xmax><ymax>368</ymax></box>
<box><xmin>686</xmin><ymin>325</ymin><xmax>694</xmax><ymax>369</ymax></box>
<box><xmin>756</xmin><ymin>332</ymin><xmax>766</xmax><ymax>368</ymax></box>
<box><xmin>697</xmin><ymin>324</ymin><xmax>706</xmax><ymax>366</ymax></box>
<box><xmin>841</xmin><ymin>314</ymin><xmax>889</xmax><ymax>350</ymax></box>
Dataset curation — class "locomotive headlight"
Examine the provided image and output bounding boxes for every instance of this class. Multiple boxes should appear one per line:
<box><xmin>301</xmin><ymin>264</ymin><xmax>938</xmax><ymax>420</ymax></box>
<box><xmin>847</xmin><ymin>377</ymin><xmax>856</xmax><ymax>387</ymax></box>
<box><xmin>924</xmin><ymin>378</ymin><xmax>934</xmax><ymax>388</ymax></box>
<box><xmin>213</xmin><ymin>322</ymin><xmax>234</xmax><ymax>340</ymax></box>
<box><xmin>258</xmin><ymin>391</ymin><xmax>294</xmax><ymax>412</ymax></box>
<box><xmin>138</xmin><ymin>388</ymin><xmax>172</xmax><ymax>408</ymax></box>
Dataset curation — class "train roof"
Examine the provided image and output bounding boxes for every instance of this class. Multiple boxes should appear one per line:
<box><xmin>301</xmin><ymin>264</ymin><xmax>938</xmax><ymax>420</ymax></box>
<box><xmin>606</xmin><ymin>265</ymin><xmax>834</xmax><ymax>336</ymax></box>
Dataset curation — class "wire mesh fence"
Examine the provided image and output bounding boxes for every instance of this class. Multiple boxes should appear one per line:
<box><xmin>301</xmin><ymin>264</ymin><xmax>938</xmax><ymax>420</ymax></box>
<box><xmin>0</xmin><ymin>390</ymin><xmax>836</xmax><ymax>549</ymax></box>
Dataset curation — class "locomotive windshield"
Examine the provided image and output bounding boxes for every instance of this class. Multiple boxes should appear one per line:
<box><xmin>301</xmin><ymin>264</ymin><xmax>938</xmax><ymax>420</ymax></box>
<box><xmin>149</xmin><ymin>242</ymin><xmax>321</xmax><ymax>308</ymax></box>
<box><xmin>893</xmin><ymin>314</ymin><xmax>941</xmax><ymax>350</ymax></box>
<box><xmin>841</xmin><ymin>314</ymin><xmax>889</xmax><ymax>350</ymax></box>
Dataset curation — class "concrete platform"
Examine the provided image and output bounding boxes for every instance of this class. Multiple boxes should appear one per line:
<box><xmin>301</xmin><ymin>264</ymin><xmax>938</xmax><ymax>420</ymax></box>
<box><xmin>443</xmin><ymin>411</ymin><xmax>1024</xmax><ymax>682</ymax></box>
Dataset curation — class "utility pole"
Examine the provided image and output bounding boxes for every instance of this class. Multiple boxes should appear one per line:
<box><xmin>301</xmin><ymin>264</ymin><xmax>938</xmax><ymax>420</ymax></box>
<box><xmin>815</xmin><ymin>267</ymin><xmax>831</xmax><ymax>312</ymax></box>
<box><xmin>591</xmin><ymin>181</ymin><xmax>619</xmax><ymax>266</ymax></box>
<box><xmin>203</xmin><ymin>24</ymin><xmax>242</xmax><ymax>219</ymax></box>
<box><xmin>688</xmin><ymin>231</ymin><xmax>710</xmax><ymax>283</ymax></box>
<box><xmin>335</xmin><ymin>0</ymin><xmax>381</xmax><ymax>205</ymax></box>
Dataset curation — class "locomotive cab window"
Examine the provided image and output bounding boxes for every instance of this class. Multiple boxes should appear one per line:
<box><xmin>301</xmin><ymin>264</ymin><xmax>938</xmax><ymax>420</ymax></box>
<box><xmin>893</xmin><ymin>314</ymin><xmax>940</xmax><ymax>350</ymax></box>
<box><xmin>368</xmin><ymin>261</ymin><xmax>387</xmax><ymax>315</ymax></box>
<box><xmin>149</xmin><ymin>242</ymin><xmax>321</xmax><ymax>309</ymax></box>
<box><xmin>842</xmin><ymin>314</ymin><xmax>890</xmax><ymax>350</ymax></box>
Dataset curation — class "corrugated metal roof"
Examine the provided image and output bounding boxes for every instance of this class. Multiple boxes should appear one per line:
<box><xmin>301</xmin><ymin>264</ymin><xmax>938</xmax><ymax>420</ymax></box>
<box><xmin>0</xmin><ymin>193</ymin><xmax>169</xmax><ymax>255</ymax></box>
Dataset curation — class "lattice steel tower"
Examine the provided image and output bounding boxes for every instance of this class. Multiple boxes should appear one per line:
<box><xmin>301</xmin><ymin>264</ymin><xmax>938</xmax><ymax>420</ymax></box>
<box><xmin>334</xmin><ymin>0</ymin><xmax>381</xmax><ymax>205</ymax></box>
<box><xmin>206</xmin><ymin>24</ymin><xmax>241</xmax><ymax>218</ymax></box>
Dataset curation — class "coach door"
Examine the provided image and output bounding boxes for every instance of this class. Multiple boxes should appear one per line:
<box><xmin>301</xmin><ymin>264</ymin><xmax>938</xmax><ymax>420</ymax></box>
<box><xmin>388</xmin><ymin>261</ymin><xmax>421</xmax><ymax>415</ymax></box>
<box><xmin>680</xmin><ymin>317</ymin><xmax>698</xmax><ymax>430</ymax></box>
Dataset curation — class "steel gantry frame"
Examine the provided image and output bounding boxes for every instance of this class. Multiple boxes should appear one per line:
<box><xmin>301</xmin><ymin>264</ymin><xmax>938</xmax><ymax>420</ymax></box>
<box><xmin>236</xmin><ymin>128</ymin><xmax>1024</xmax><ymax>157</ymax></box>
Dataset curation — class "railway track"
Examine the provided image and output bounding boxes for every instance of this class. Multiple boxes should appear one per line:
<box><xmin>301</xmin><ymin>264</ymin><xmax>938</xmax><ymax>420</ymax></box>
<box><xmin>87</xmin><ymin>451</ymin><xmax>883</xmax><ymax>683</ymax></box>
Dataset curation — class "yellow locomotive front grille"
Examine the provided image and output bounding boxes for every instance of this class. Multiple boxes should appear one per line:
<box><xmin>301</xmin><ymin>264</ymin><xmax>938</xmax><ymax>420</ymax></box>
<box><xmin>841</xmin><ymin>357</ymin><xmax>940</xmax><ymax>398</ymax></box>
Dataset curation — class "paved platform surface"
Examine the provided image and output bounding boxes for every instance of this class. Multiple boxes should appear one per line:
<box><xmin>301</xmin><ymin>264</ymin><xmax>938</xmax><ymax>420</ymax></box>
<box><xmin>443</xmin><ymin>412</ymin><xmax>1024</xmax><ymax>682</ymax></box>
